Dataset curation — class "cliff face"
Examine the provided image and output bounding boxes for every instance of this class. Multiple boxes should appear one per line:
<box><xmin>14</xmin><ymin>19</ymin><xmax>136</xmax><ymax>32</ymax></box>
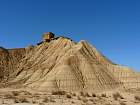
<box><xmin>0</xmin><ymin>36</ymin><xmax>139</xmax><ymax>92</ymax></box>
<box><xmin>0</xmin><ymin>48</ymin><xmax>25</xmax><ymax>81</ymax></box>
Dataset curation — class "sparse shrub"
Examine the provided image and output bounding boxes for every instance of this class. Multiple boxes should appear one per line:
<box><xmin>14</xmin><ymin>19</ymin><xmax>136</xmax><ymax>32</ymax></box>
<box><xmin>113</xmin><ymin>92</ymin><xmax>124</xmax><ymax>100</ymax></box>
<box><xmin>85</xmin><ymin>92</ymin><xmax>91</xmax><ymax>97</ymax></box>
<box><xmin>101</xmin><ymin>93</ymin><xmax>107</xmax><ymax>97</ymax></box>
<box><xmin>113</xmin><ymin>93</ymin><xmax>119</xmax><ymax>100</ymax></box>
<box><xmin>120</xmin><ymin>102</ymin><xmax>126</xmax><ymax>105</ymax></box>
<box><xmin>71</xmin><ymin>101</ymin><xmax>75</xmax><ymax>103</ymax></box>
<box><xmin>34</xmin><ymin>93</ymin><xmax>41</xmax><ymax>96</ymax></box>
<box><xmin>15</xmin><ymin>97</ymin><xmax>29</xmax><ymax>103</ymax></box>
<box><xmin>4</xmin><ymin>93</ymin><xmax>14</xmax><ymax>99</ymax></box>
<box><xmin>136</xmin><ymin>88</ymin><xmax>140</xmax><ymax>91</ymax></box>
<box><xmin>39</xmin><ymin>103</ymin><xmax>45</xmax><ymax>105</ymax></box>
<box><xmin>105</xmin><ymin>104</ymin><xmax>111</xmax><ymax>105</ymax></box>
<box><xmin>77</xmin><ymin>96</ymin><xmax>81</xmax><ymax>100</ymax></box>
<box><xmin>80</xmin><ymin>91</ymin><xmax>85</xmax><ymax>96</ymax></box>
<box><xmin>50</xmin><ymin>98</ymin><xmax>56</xmax><ymax>102</ymax></box>
<box><xmin>12</xmin><ymin>91</ymin><xmax>19</xmax><ymax>96</ymax></box>
<box><xmin>42</xmin><ymin>97</ymin><xmax>49</xmax><ymax>103</ymax></box>
<box><xmin>72</xmin><ymin>93</ymin><xmax>76</xmax><ymax>96</ymax></box>
<box><xmin>1</xmin><ymin>99</ymin><xmax>4</xmax><ymax>104</ymax></box>
<box><xmin>97</xmin><ymin>95</ymin><xmax>102</xmax><ymax>100</ymax></box>
<box><xmin>82</xmin><ymin>98</ymin><xmax>88</xmax><ymax>103</ymax></box>
<box><xmin>66</xmin><ymin>94</ymin><xmax>72</xmax><ymax>98</ymax></box>
<box><xmin>33</xmin><ymin>93</ymin><xmax>40</xmax><ymax>99</ymax></box>
<box><xmin>17</xmin><ymin>90</ymin><xmax>32</xmax><ymax>96</ymax></box>
<box><xmin>89</xmin><ymin>98</ymin><xmax>94</xmax><ymax>102</ymax></box>
<box><xmin>32</xmin><ymin>100</ymin><xmax>37</xmax><ymax>104</ymax></box>
<box><xmin>20</xmin><ymin>98</ymin><xmax>29</xmax><ymax>103</ymax></box>
<box><xmin>135</xmin><ymin>95</ymin><xmax>140</xmax><ymax>101</ymax></box>
<box><xmin>24</xmin><ymin>91</ymin><xmax>32</xmax><ymax>96</ymax></box>
<box><xmin>52</xmin><ymin>91</ymin><xmax>66</xmax><ymax>95</ymax></box>
<box><xmin>92</xmin><ymin>93</ymin><xmax>96</xmax><ymax>97</ymax></box>
<box><xmin>14</xmin><ymin>98</ymin><xmax>19</xmax><ymax>103</ymax></box>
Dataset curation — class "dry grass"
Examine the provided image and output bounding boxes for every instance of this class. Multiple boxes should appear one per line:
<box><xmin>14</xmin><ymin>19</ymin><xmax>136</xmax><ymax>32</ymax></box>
<box><xmin>105</xmin><ymin>104</ymin><xmax>111</xmax><ymax>105</ymax></box>
<box><xmin>92</xmin><ymin>93</ymin><xmax>96</xmax><ymax>97</ymax></box>
<box><xmin>14</xmin><ymin>97</ymin><xmax>30</xmax><ymax>103</ymax></box>
<box><xmin>136</xmin><ymin>88</ymin><xmax>140</xmax><ymax>91</ymax></box>
<box><xmin>39</xmin><ymin>103</ymin><xmax>45</xmax><ymax>105</ymax></box>
<box><xmin>120</xmin><ymin>102</ymin><xmax>126</xmax><ymax>105</ymax></box>
<box><xmin>42</xmin><ymin>97</ymin><xmax>49</xmax><ymax>103</ymax></box>
<box><xmin>42</xmin><ymin>96</ymin><xmax>55</xmax><ymax>103</ymax></box>
<box><xmin>22</xmin><ymin>91</ymin><xmax>32</xmax><ymax>95</ymax></box>
<box><xmin>80</xmin><ymin>91</ymin><xmax>85</xmax><ymax>97</ymax></box>
<box><xmin>52</xmin><ymin>91</ymin><xmax>66</xmax><ymax>95</ymax></box>
<box><xmin>101</xmin><ymin>93</ymin><xmax>107</xmax><ymax>97</ymax></box>
<box><xmin>32</xmin><ymin>100</ymin><xmax>37</xmax><ymax>104</ymax></box>
<box><xmin>85</xmin><ymin>92</ymin><xmax>91</xmax><ymax>97</ymax></box>
<box><xmin>113</xmin><ymin>92</ymin><xmax>124</xmax><ymax>100</ymax></box>
<box><xmin>12</xmin><ymin>91</ymin><xmax>19</xmax><ymax>96</ymax></box>
<box><xmin>66</xmin><ymin>94</ymin><xmax>72</xmax><ymax>98</ymax></box>
<box><xmin>72</xmin><ymin>93</ymin><xmax>76</xmax><ymax>96</ymax></box>
<box><xmin>77</xmin><ymin>96</ymin><xmax>81</xmax><ymax>100</ymax></box>
<box><xmin>79</xmin><ymin>92</ymin><xmax>91</xmax><ymax>97</ymax></box>
<box><xmin>34</xmin><ymin>93</ymin><xmax>41</xmax><ymax>96</ymax></box>
<box><xmin>49</xmin><ymin>98</ymin><xmax>56</xmax><ymax>103</ymax></box>
<box><xmin>134</xmin><ymin>95</ymin><xmax>140</xmax><ymax>101</ymax></box>
<box><xmin>71</xmin><ymin>101</ymin><xmax>75</xmax><ymax>104</ymax></box>
<box><xmin>89</xmin><ymin>98</ymin><xmax>94</xmax><ymax>102</ymax></box>
<box><xmin>82</xmin><ymin>98</ymin><xmax>88</xmax><ymax>103</ymax></box>
<box><xmin>4</xmin><ymin>93</ymin><xmax>15</xmax><ymax>99</ymax></box>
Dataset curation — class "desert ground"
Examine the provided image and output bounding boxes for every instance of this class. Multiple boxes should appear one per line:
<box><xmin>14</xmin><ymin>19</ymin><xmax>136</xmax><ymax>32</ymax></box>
<box><xmin>0</xmin><ymin>88</ymin><xmax>140</xmax><ymax>105</ymax></box>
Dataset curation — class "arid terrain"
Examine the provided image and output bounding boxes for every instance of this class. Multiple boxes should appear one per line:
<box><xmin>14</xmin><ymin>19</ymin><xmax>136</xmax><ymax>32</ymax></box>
<box><xmin>0</xmin><ymin>88</ymin><xmax>140</xmax><ymax>105</ymax></box>
<box><xmin>0</xmin><ymin>32</ymin><xmax>140</xmax><ymax>105</ymax></box>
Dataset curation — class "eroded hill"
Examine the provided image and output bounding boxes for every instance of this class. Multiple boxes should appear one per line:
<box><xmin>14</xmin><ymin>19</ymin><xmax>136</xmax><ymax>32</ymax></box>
<box><xmin>0</xmin><ymin>33</ymin><xmax>140</xmax><ymax>92</ymax></box>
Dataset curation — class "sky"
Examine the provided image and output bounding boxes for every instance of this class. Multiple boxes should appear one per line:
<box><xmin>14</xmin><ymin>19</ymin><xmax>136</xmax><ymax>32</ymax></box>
<box><xmin>0</xmin><ymin>0</ymin><xmax>140</xmax><ymax>71</ymax></box>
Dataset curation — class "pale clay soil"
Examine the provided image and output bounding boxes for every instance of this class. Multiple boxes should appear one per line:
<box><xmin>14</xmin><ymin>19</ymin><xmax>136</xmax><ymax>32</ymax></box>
<box><xmin>0</xmin><ymin>88</ymin><xmax>140</xmax><ymax>105</ymax></box>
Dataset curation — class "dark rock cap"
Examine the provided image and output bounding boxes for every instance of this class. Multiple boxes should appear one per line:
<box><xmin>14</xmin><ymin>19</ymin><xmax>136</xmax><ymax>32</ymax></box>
<box><xmin>43</xmin><ymin>32</ymin><xmax>55</xmax><ymax>37</ymax></box>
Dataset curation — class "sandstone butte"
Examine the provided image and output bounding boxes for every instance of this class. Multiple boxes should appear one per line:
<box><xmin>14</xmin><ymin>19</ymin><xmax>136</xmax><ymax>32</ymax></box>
<box><xmin>0</xmin><ymin>32</ymin><xmax>140</xmax><ymax>92</ymax></box>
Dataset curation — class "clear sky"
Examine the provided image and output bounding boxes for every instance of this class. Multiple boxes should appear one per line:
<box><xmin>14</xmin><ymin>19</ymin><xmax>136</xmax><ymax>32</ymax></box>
<box><xmin>0</xmin><ymin>0</ymin><xmax>140</xmax><ymax>71</ymax></box>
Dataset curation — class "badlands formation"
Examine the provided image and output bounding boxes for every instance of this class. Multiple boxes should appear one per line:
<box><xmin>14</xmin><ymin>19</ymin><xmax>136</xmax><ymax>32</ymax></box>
<box><xmin>1</xmin><ymin>32</ymin><xmax>140</xmax><ymax>105</ymax></box>
<box><xmin>0</xmin><ymin>32</ymin><xmax>140</xmax><ymax>92</ymax></box>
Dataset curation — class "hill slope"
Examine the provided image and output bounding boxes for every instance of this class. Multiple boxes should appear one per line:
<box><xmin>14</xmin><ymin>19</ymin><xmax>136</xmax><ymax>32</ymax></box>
<box><xmin>0</xmin><ymin>47</ymin><xmax>25</xmax><ymax>82</ymax></box>
<box><xmin>0</xmin><ymin>36</ymin><xmax>139</xmax><ymax>92</ymax></box>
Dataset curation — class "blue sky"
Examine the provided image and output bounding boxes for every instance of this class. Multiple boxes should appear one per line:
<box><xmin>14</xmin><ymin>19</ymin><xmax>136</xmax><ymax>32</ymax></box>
<box><xmin>0</xmin><ymin>0</ymin><xmax>140</xmax><ymax>71</ymax></box>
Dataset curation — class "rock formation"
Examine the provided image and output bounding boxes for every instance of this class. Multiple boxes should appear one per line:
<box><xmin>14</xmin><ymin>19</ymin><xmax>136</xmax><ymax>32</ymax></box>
<box><xmin>0</xmin><ymin>33</ymin><xmax>140</xmax><ymax>92</ymax></box>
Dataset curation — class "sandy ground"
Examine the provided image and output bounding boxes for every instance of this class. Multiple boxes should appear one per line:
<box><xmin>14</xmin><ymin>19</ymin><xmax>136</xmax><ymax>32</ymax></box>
<box><xmin>0</xmin><ymin>88</ymin><xmax>140</xmax><ymax>105</ymax></box>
